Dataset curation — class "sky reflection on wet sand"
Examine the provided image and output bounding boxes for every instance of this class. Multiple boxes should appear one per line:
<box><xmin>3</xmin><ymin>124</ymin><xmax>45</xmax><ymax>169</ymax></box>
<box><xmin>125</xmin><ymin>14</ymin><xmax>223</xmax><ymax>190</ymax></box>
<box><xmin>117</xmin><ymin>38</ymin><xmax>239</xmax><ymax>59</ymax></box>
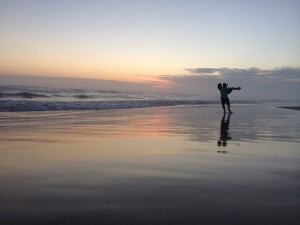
<box><xmin>0</xmin><ymin>105</ymin><xmax>299</xmax><ymax>225</ymax></box>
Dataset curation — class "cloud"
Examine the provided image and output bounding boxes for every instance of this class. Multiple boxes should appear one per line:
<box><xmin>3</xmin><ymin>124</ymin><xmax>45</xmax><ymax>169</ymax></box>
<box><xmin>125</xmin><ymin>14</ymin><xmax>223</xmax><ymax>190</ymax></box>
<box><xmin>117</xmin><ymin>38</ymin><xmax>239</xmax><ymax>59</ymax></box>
<box><xmin>185</xmin><ymin>68</ymin><xmax>224</xmax><ymax>75</ymax></box>
<box><xmin>155</xmin><ymin>67</ymin><xmax>300</xmax><ymax>100</ymax></box>
<box><xmin>185</xmin><ymin>67</ymin><xmax>300</xmax><ymax>82</ymax></box>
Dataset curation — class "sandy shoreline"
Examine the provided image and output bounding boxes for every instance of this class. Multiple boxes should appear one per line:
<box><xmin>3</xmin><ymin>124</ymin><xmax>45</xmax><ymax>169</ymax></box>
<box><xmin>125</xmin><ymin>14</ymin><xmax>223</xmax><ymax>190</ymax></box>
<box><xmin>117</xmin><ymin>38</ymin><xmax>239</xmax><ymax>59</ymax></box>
<box><xmin>0</xmin><ymin>104</ymin><xmax>299</xmax><ymax>225</ymax></box>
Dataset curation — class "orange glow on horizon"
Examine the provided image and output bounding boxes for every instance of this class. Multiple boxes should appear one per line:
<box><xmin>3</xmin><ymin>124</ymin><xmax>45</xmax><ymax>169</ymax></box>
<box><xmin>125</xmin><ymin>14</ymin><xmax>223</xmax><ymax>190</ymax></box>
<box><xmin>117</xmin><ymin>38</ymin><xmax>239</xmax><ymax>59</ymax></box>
<box><xmin>0</xmin><ymin>54</ymin><xmax>184</xmax><ymax>83</ymax></box>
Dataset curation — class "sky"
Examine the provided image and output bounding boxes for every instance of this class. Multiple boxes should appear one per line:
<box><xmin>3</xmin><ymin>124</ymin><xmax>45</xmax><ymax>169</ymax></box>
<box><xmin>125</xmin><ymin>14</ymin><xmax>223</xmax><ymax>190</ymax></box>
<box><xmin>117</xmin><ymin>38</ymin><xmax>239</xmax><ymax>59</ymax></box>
<box><xmin>0</xmin><ymin>0</ymin><xmax>299</xmax><ymax>99</ymax></box>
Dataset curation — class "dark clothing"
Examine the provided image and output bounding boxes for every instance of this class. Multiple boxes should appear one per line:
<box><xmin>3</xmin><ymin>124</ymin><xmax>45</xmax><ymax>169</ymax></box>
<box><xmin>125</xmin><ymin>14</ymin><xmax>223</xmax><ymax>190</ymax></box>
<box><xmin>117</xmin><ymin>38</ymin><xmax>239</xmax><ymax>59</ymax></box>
<box><xmin>221</xmin><ymin>97</ymin><xmax>230</xmax><ymax>106</ymax></box>
<box><xmin>220</xmin><ymin>87</ymin><xmax>232</xmax><ymax>98</ymax></box>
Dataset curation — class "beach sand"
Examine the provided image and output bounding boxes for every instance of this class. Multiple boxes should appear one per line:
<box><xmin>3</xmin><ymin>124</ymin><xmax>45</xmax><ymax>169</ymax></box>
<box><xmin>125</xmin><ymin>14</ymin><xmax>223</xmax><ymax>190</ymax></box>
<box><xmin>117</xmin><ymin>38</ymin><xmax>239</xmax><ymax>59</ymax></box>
<box><xmin>0</xmin><ymin>104</ymin><xmax>299</xmax><ymax>225</ymax></box>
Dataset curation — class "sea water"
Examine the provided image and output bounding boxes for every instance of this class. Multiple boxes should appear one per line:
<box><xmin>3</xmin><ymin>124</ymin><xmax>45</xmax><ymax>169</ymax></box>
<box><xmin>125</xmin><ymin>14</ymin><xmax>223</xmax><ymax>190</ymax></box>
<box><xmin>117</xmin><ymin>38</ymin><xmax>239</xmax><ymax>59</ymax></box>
<box><xmin>0</xmin><ymin>85</ymin><xmax>251</xmax><ymax>112</ymax></box>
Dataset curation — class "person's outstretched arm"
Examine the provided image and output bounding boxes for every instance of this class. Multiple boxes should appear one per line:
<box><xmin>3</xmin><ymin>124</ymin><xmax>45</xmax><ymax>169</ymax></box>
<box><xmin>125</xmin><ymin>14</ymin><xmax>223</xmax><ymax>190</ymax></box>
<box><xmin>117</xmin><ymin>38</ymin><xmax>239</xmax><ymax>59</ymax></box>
<box><xmin>230</xmin><ymin>87</ymin><xmax>241</xmax><ymax>90</ymax></box>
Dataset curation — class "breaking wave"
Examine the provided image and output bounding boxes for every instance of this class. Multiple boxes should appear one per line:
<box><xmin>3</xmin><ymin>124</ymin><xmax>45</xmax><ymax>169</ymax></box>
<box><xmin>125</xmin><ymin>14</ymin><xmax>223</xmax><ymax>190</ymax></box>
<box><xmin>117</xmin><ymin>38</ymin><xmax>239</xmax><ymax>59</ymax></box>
<box><xmin>0</xmin><ymin>92</ymin><xmax>50</xmax><ymax>99</ymax></box>
<box><xmin>0</xmin><ymin>100</ymin><xmax>218</xmax><ymax>112</ymax></box>
<box><xmin>0</xmin><ymin>85</ymin><xmax>253</xmax><ymax>112</ymax></box>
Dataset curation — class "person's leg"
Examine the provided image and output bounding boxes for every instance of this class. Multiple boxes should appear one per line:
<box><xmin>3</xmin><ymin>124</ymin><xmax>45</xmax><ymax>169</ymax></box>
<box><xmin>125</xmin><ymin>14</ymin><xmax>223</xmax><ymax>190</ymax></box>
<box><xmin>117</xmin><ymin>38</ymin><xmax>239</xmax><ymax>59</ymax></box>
<box><xmin>222</xmin><ymin>104</ymin><xmax>226</xmax><ymax>113</ymax></box>
<box><xmin>227</xmin><ymin>99</ymin><xmax>231</xmax><ymax>113</ymax></box>
<box><xmin>221</xmin><ymin>99</ymin><xmax>226</xmax><ymax>113</ymax></box>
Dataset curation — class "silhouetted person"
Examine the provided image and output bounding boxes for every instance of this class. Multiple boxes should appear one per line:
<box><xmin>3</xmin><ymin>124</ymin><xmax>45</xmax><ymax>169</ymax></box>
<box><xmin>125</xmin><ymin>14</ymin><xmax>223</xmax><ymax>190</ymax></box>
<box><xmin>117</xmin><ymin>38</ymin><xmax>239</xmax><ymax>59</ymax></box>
<box><xmin>217</xmin><ymin>83</ymin><xmax>241</xmax><ymax>113</ymax></box>
<box><xmin>217</xmin><ymin>113</ymin><xmax>232</xmax><ymax>151</ymax></box>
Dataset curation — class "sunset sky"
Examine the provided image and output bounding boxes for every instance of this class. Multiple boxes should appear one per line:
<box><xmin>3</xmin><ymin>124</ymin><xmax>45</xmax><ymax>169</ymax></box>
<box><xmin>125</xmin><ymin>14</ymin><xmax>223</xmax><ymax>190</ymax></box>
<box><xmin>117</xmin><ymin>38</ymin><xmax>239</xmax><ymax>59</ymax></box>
<box><xmin>0</xmin><ymin>0</ymin><xmax>299</xmax><ymax>98</ymax></box>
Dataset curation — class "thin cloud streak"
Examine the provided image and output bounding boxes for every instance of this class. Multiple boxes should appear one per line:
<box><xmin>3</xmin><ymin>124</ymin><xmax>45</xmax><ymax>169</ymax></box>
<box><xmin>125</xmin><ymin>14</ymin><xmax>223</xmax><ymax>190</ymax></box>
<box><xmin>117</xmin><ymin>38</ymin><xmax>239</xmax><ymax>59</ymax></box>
<box><xmin>185</xmin><ymin>67</ymin><xmax>300</xmax><ymax>81</ymax></box>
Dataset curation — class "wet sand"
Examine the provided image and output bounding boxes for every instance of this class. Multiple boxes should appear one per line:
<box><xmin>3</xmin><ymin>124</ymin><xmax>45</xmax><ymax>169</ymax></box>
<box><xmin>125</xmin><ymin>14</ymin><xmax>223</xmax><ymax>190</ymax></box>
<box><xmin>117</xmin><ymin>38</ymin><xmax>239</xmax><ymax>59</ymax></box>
<box><xmin>0</xmin><ymin>104</ymin><xmax>299</xmax><ymax>225</ymax></box>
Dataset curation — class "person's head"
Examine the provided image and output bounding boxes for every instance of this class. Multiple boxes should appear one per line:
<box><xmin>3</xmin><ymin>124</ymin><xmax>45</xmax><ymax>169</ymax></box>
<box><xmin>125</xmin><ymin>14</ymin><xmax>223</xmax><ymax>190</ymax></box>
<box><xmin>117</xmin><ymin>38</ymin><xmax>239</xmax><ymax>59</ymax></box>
<box><xmin>218</xmin><ymin>83</ymin><xmax>222</xmax><ymax>90</ymax></box>
<box><xmin>222</xmin><ymin>83</ymin><xmax>227</xmax><ymax>87</ymax></box>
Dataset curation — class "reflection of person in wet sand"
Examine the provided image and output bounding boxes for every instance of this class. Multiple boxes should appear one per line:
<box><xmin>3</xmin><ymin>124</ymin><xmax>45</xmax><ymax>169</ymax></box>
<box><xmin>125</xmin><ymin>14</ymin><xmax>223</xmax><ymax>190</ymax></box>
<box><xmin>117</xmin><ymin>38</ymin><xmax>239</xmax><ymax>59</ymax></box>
<box><xmin>217</xmin><ymin>113</ymin><xmax>232</xmax><ymax>151</ymax></box>
<box><xmin>218</xmin><ymin>83</ymin><xmax>241</xmax><ymax>113</ymax></box>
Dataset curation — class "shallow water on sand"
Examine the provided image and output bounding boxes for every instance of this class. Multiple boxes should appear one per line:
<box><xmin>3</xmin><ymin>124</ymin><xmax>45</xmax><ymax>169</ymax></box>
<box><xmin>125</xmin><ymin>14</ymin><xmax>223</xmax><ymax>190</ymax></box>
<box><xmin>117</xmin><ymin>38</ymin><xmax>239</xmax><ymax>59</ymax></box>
<box><xmin>0</xmin><ymin>104</ymin><xmax>299</xmax><ymax>225</ymax></box>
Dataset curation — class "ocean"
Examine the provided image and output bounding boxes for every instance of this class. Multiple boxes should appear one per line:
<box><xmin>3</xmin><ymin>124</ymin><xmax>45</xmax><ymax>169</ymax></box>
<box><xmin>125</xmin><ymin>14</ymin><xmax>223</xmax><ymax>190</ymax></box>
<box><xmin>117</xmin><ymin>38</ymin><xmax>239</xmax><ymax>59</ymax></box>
<box><xmin>0</xmin><ymin>85</ymin><xmax>223</xmax><ymax>112</ymax></box>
